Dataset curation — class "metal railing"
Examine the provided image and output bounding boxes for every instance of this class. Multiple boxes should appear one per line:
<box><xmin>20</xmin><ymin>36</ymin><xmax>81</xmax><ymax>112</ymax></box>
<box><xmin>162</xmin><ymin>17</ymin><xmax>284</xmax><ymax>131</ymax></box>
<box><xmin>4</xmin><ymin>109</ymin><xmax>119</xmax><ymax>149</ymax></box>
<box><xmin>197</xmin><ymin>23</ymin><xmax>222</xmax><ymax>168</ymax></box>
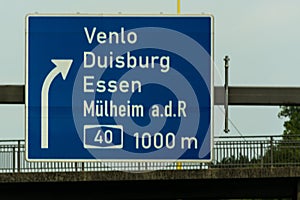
<box><xmin>213</xmin><ymin>135</ymin><xmax>300</xmax><ymax>168</ymax></box>
<box><xmin>1</xmin><ymin>135</ymin><xmax>300</xmax><ymax>173</ymax></box>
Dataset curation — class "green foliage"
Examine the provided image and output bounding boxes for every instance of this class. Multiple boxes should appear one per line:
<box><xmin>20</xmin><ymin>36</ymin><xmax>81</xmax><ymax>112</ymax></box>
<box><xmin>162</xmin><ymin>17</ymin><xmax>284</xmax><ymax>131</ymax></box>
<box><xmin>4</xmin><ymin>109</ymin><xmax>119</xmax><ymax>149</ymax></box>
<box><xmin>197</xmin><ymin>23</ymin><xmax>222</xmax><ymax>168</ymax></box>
<box><xmin>213</xmin><ymin>153</ymin><xmax>261</xmax><ymax>168</ymax></box>
<box><xmin>213</xmin><ymin>106</ymin><xmax>300</xmax><ymax>167</ymax></box>
<box><xmin>262</xmin><ymin>141</ymin><xmax>300</xmax><ymax>164</ymax></box>
<box><xmin>261</xmin><ymin>106</ymin><xmax>300</xmax><ymax>165</ymax></box>
<box><xmin>278</xmin><ymin>106</ymin><xmax>300</xmax><ymax>137</ymax></box>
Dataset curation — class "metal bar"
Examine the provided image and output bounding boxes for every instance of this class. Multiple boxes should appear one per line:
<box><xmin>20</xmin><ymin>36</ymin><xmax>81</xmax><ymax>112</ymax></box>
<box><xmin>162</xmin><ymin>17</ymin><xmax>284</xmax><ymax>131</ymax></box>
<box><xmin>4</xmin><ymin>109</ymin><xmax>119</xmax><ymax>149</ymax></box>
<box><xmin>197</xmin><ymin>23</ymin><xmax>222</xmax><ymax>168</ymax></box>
<box><xmin>12</xmin><ymin>147</ymin><xmax>15</xmax><ymax>172</ymax></box>
<box><xmin>75</xmin><ymin>162</ymin><xmax>78</xmax><ymax>172</ymax></box>
<box><xmin>0</xmin><ymin>85</ymin><xmax>24</xmax><ymax>104</ymax></box>
<box><xmin>224</xmin><ymin>56</ymin><xmax>230</xmax><ymax>133</ymax></box>
<box><xmin>260</xmin><ymin>142</ymin><xmax>264</xmax><ymax>168</ymax></box>
<box><xmin>177</xmin><ymin>0</ymin><xmax>181</xmax><ymax>14</ymax></box>
<box><xmin>215</xmin><ymin>135</ymin><xmax>283</xmax><ymax>139</ymax></box>
<box><xmin>214</xmin><ymin>86</ymin><xmax>225</xmax><ymax>105</ymax></box>
<box><xmin>0</xmin><ymin>135</ymin><xmax>299</xmax><ymax>172</ymax></box>
<box><xmin>270</xmin><ymin>136</ymin><xmax>274</xmax><ymax>168</ymax></box>
<box><xmin>17</xmin><ymin>140</ymin><xmax>21</xmax><ymax>173</ymax></box>
<box><xmin>2</xmin><ymin>85</ymin><xmax>300</xmax><ymax>106</ymax></box>
<box><xmin>228</xmin><ymin>86</ymin><xmax>300</xmax><ymax>106</ymax></box>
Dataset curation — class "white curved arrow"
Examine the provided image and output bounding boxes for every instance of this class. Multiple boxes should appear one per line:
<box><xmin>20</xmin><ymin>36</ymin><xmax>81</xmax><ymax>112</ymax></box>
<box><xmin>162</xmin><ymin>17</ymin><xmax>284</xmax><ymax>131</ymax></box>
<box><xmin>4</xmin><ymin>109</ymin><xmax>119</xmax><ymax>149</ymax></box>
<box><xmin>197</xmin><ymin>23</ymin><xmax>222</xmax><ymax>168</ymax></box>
<box><xmin>41</xmin><ymin>59</ymin><xmax>73</xmax><ymax>148</ymax></box>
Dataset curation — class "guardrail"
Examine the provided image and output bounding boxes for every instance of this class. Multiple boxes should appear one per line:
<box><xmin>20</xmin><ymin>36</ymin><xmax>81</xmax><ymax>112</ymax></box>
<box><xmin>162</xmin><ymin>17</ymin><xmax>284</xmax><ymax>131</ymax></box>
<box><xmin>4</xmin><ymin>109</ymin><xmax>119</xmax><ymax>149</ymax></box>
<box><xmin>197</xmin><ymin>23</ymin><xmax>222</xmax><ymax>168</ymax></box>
<box><xmin>1</xmin><ymin>135</ymin><xmax>299</xmax><ymax>173</ymax></box>
<box><xmin>213</xmin><ymin>135</ymin><xmax>300</xmax><ymax>168</ymax></box>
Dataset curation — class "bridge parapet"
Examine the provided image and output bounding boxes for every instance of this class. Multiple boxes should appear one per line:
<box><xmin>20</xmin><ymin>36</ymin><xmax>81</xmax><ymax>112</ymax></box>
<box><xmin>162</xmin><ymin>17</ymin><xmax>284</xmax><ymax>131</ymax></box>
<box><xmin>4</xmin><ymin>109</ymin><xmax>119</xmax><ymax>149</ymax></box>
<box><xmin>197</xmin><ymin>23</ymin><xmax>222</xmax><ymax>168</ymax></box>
<box><xmin>1</xmin><ymin>135</ymin><xmax>300</xmax><ymax>174</ymax></box>
<box><xmin>1</xmin><ymin>136</ymin><xmax>300</xmax><ymax>199</ymax></box>
<box><xmin>1</xmin><ymin>167</ymin><xmax>300</xmax><ymax>183</ymax></box>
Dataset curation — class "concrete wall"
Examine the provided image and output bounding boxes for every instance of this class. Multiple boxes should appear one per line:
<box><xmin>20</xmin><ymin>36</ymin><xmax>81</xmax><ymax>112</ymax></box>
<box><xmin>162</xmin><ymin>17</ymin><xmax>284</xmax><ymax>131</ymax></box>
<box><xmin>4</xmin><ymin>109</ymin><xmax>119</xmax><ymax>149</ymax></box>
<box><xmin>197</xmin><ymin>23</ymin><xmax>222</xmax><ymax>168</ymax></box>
<box><xmin>0</xmin><ymin>167</ymin><xmax>300</xmax><ymax>199</ymax></box>
<box><xmin>1</xmin><ymin>167</ymin><xmax>300</xmax><ymax>183</ymax></box>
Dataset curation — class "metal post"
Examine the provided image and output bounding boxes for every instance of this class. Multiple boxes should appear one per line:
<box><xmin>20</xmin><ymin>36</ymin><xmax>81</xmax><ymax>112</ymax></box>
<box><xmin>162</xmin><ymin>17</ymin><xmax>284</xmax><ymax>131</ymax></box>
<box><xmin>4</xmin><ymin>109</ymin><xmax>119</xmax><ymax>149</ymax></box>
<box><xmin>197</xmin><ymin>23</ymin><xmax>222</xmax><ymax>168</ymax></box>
<box><xmin>75</xmin><ymin>162</ymin><xmax>78</xmax><ymax>172</ymax></box>
<box><xmin>12</xmin><ymin>146</ymin><xmax>16</xmax><ymax>172</ymax></box>
<box><xmin>260</xmin><ymin>142</ymin><xmax>264</xmax><ymax>168</ymax></box>
<box><xmin>177</xmin><ymin>0</ymin><xmax>181</xmax><ymax>14</ymax></box>
<box><xmin>81</xmin><ymin>162</ymin><xmax>84</xmax><ymax>172</ymax></box>
<box><xmin>17</xmin><ymin>140</ymin><xmax>21</xmax><ymax>172</ymax></box>
<box><xmin>270</xmin><ymin>136</ymin><xmax>274</xmax><ymax>168</ymax></box>
<box><xmin>224</xmin><ymin>56</ymin><xmax>230</xmax><ymax>133</ymax></box>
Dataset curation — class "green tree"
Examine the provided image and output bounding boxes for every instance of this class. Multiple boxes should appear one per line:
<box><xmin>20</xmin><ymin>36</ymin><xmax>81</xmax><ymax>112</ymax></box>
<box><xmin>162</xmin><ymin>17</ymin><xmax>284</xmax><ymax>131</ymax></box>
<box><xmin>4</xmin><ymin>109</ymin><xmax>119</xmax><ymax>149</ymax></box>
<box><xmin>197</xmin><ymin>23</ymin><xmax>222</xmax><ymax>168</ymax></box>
<box><xmin>212</xmin><ymin>106</ymin><xmax>300</xmax><ymax>167</ymax></box>
<box><xmin>212</xmin><ymin>153</ymin><xmax>260</xmax><ymax>168</ymax></box>
<box><xmin>261</xmin><ymin>106</ymin><xmax>300</xmax><ymax>165</ymax></box>
<box><xmin>278</xmin><ymin>106</ymin><xmax>300</xmax><ymax>138</ymax></box>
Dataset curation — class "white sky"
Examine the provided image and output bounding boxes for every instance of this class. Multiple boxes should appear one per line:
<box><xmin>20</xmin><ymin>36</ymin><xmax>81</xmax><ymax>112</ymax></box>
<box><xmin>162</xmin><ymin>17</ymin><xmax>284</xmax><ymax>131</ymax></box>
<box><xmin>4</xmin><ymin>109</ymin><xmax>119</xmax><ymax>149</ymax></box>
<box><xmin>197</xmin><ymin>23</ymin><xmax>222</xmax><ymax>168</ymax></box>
<box><xmin>1</xmin><ymin>0</ymin><xmax>299</xmax><ymax>139</ymax></box>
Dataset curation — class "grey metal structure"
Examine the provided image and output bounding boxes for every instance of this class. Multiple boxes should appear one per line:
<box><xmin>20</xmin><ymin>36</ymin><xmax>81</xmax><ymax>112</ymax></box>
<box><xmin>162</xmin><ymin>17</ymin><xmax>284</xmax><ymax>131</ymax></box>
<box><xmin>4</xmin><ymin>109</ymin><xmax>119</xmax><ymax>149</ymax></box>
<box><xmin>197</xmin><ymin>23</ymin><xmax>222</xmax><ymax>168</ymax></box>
<box><xmin>1</xmin><ymin>136</ymin><xmax>300</xmax><ymax>199</ymax></box>
<box><xmin>2</xmin><ymin>85</ymin><xmax>300</xmax><ymax>105</ymax></box>
<box><xmin>0</xmin><ymin>135</ymin><xmax>299</xmax><ymax>173</ymax></box>
<box><xmin>0</xmin><ymin>85</ymin><xmax>24</xmax><ymax>104</ymax></box>
<box><xmin>223</xmin><ymin>56</ymin><xmax>230</xmax><ymax>133</ymax></box>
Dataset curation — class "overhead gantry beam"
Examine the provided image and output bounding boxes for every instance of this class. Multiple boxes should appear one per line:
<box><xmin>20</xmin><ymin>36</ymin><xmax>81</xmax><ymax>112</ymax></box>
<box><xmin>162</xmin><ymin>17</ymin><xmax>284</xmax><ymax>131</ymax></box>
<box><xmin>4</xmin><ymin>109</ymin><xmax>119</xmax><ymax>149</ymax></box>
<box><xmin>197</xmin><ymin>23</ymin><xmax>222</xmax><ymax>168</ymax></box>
<box><xmin>0</xmin><ymin>85</ymin><xmax>24</xmax><ymax>104</ymax></box>
<box><xmin>1</xmin><ymin>85</ymin><xmax>300</xmax><ymax>105</ymax></box>
<box><xmin>228</xmin><ymin>86</ymin><xmax>300</xmax><ymax>106</ymax></box>
<box><xmin>214</xmin><ymin>86</ymin><xmax>300</xmax><ymax>106</ymax></box>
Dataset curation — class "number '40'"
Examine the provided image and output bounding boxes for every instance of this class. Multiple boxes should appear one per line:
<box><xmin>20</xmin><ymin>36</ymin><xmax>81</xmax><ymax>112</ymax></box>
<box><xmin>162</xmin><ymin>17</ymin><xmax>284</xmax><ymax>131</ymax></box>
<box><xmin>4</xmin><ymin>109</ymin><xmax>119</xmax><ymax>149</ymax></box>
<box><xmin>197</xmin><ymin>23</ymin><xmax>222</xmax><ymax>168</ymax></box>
<box><xmin>94</xmin><ymin>129</ymin><xmax>113</xmax><ymax>144</ymax></box>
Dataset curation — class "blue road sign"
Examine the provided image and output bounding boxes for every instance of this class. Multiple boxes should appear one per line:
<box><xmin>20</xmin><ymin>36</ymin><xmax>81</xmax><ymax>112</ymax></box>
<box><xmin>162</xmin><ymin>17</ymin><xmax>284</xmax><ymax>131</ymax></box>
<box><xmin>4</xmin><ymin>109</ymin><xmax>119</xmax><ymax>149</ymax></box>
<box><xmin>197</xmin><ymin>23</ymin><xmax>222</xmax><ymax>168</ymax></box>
<box><xmin>26</xmin><ymin>14</ymin><xmax>214</xmax><ymax>162</ymax></box>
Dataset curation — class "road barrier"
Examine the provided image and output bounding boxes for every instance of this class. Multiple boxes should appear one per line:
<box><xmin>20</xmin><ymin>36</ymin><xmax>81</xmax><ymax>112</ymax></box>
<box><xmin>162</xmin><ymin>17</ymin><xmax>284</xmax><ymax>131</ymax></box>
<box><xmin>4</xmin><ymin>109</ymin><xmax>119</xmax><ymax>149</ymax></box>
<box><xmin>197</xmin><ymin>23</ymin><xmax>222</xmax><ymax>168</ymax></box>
<box><xmin>1</xmin><ymin>135</ymin><xmax>299</xmax><ymax>173</ymax></box>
